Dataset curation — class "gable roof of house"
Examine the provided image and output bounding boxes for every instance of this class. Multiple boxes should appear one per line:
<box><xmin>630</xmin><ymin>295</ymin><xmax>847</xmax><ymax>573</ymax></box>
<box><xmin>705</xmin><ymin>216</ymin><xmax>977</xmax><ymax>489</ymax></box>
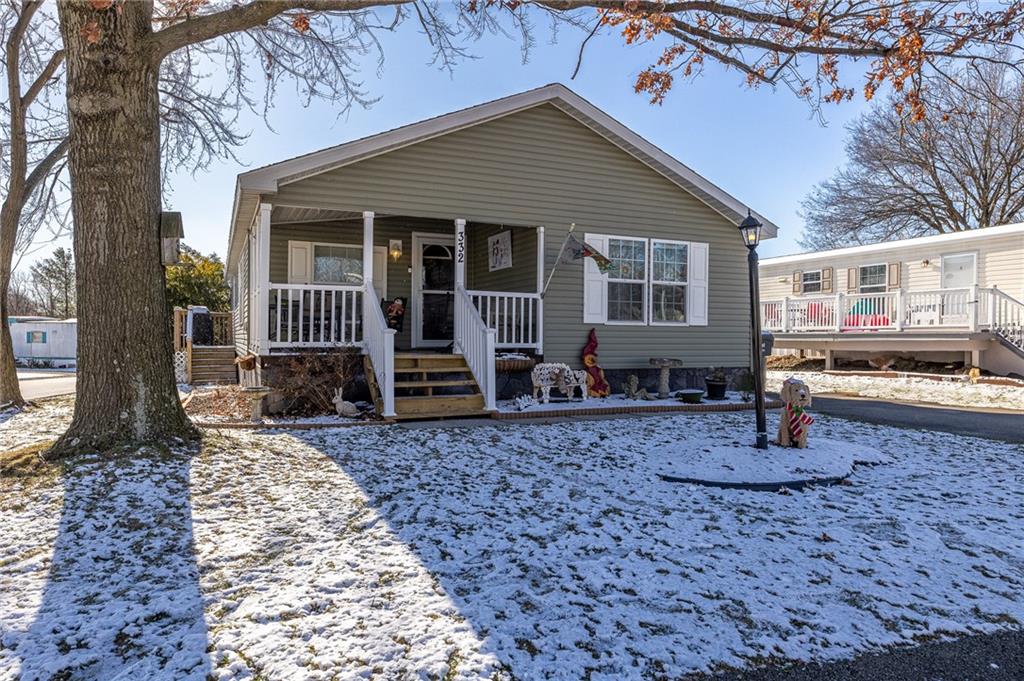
<box><xmin>761</xmin><ymin>222</ymin><xmax>1024</xmax><ymax>267</ymax></box>
<box><xmin>226</xmin><ymin>83</ymin><xmax>779</xmax><ymax>272</ymax></box>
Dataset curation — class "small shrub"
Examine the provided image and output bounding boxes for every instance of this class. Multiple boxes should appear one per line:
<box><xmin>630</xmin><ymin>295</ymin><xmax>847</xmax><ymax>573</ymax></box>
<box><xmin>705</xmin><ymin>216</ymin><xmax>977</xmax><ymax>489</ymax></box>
<box><xmin>273</xmin><ymin>349</ymin><xmax>360</xmax><ymax>415</ymax></box>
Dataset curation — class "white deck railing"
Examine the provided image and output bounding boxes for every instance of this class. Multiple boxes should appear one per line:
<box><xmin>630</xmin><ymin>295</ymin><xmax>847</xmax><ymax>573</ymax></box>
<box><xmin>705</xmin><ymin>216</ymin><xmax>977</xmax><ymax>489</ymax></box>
<box><xmin>761</xmin><ymin>286</ymin><xmax>1007</xmax><ymax>333</ymax></box>
<box><xmin>467</xmin><ymin>290</ymin><xmax>542</xmax><ymax>349</ymax></box>
<box><xmin>455</xmin><ymin>285</ymin><xmax>496</xmax><ymax>411</ymax></box>
<box><xmin>362</xmin><ymin>279</ymin><xmax>396</xmax><ymax>418</ymax></box>
<box><xmin>268</xmin><ymin>284</ymin><xmax>363</xmax><ymax>347</ymax></box>
<box><xmin>988</xmin><ymin>289</ymin><xmax>1024</xmax><ymax>350</ymax></box>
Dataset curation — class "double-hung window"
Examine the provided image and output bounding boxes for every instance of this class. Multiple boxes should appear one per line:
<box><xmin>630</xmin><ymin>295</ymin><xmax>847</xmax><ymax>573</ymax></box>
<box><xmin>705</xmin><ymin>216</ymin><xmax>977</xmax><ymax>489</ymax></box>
<box><xmin>650</xmin><ymin>240</ymin><xmax>688</xmax><ymax>324</ymax></box>
<box><xmin>801</xmin><ymin>270</ymin><xmax>822</xmax><ymax>293</ymax></box>
<box><xmin>858</xmin><ymin>264</ymin><xmax>887</xmax><ymax>293</ymax></box>
<box><xmin>606</xmin><ymin>237</ymin><xmax>647</xmax><ymax>323</ymax></box>
<box><xmin>585</xmin><ymin>234</ymin><xmax>707</xmax><ymax>326</ymax></box>
<box><xmin>313</xmin><ymin>244</ymin><xmax>363</xmax><ymax>285</ymax></box>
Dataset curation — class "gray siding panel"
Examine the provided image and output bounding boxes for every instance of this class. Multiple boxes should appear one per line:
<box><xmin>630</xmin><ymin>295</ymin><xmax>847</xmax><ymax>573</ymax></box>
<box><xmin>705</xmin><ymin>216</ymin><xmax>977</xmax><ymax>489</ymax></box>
<box><xmin>233</xmin><ymin>239</ymin><xmax>250</xmax><ymax>355</ymax></box>
<box><xmin>467</xmin><ymin>225</ymin><xmax>537</xmax><ymax>293</ymax></box>
<box><xmin>271</xmin><ymin>103</ymin><xmax>752</xmax><ymax>369</ymax></box>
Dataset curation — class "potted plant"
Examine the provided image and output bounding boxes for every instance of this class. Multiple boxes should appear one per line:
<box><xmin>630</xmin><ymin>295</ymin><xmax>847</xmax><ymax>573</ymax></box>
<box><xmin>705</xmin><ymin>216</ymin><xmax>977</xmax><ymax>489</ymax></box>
<box><xmin>704</xmin><ymin>367</ymin><xmax>728</xmax><ymax>400</ymax></box>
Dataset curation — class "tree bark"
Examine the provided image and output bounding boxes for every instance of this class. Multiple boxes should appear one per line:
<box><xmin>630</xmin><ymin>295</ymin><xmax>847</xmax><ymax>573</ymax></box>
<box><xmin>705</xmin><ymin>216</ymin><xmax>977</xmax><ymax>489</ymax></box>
<box><xmin>49</xmin><ymin>0</ymin><xmax>196</xmax><ymax>457</ymax></box>
<box><xmin>0</xmin><ymin>227</ymin><xmax>22</xmax><ymax>407</ymax></box>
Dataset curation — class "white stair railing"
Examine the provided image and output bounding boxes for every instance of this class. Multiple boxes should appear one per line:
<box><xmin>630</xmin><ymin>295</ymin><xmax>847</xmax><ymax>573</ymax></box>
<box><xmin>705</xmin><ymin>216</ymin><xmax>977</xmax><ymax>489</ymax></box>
<box><xmin>989</xmin><ymin>289</ymin><xmax>1024</xmax><ymax>351</ymax></box>
<box><xmin>454</xmin><ymin>284</ymin><xmax>496</xmax><ymax>411</ymax></box>
<box><xmin>361</xmin><ymin>279</ymin><xmax>396</xmax><ymax>418</ymax></box>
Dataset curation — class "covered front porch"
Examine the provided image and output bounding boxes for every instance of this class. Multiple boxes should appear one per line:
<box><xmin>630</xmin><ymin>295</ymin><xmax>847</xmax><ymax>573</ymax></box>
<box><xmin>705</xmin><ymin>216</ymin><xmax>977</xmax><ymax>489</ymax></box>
<box><xmin>243</xmin><ymin>204</ymin><xmax>547</xmax><ymax>417</ymax></box>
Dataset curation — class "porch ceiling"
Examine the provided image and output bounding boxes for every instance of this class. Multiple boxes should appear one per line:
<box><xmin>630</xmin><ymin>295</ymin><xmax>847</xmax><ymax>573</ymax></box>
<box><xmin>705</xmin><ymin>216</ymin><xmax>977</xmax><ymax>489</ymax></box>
<box><xmin>271</xmin><ymin>206</ymin><xmax>367</xmax><ymax>224</ymax></box>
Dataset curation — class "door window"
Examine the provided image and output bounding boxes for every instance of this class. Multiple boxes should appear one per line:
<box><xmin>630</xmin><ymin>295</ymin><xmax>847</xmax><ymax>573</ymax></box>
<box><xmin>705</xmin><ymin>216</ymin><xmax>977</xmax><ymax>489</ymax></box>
<box><xmin>941</xmin><ymin>253</ymin><xmax>975</xmax><ymax>289</ymax></box>
<box><xmin>419</xmin><ymin>241</ymin><xmax>454</xmax><ymax>343</ymax></box>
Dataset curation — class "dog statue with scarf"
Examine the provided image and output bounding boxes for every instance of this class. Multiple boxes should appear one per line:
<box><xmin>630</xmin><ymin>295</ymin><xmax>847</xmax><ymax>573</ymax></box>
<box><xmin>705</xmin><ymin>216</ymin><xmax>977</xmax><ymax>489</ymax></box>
<box><xmin>778</xmin><ymin>377</ymin><xmax>814</xmax><ymax>448</ymax></box>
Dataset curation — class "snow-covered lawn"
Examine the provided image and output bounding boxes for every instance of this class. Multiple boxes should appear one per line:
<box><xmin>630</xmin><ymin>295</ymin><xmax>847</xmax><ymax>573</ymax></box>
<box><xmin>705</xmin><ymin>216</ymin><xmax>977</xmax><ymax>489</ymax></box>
<box><xmin>497</xmin><ymin>390</ymin><xmax>752</xmax><ymax>413</ymax></box>
<box><xmin>3</xmin><ymin>399</ymin><xmax>1024</xmax><ymax>680</ymax></box>
<box><xmin>769</xmin><ymin>370</ymin><xmax>1024</xmax><ymax>411</ymax></box>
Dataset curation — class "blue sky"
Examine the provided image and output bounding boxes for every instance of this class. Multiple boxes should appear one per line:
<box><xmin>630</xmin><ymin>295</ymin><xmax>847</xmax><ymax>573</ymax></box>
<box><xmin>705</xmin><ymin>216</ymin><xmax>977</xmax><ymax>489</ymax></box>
<box><xmin>33</xmin><ymin>12</ymin><xmax>873</xmax><ymax>266</ymax></box>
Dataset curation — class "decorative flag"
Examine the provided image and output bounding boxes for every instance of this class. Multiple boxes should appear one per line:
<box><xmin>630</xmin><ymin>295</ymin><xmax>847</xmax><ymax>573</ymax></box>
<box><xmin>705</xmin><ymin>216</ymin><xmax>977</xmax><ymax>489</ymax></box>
<box><xmin>559</xmin><ymin>232</ymin><xmax>615</xmax><ymax>273</ymax></box>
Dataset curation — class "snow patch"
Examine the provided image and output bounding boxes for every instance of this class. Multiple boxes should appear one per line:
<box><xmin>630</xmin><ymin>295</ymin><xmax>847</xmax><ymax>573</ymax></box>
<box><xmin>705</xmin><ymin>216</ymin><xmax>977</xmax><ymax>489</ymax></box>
<box><xmin>653</xmin><ymin>439</ymin><xmax>859</xmax><ymax>487</ymax></box>
<box><xmin>769</xmin><ymin>370</ymin><xmax>1024</xmax><ymax>411</ymax></box>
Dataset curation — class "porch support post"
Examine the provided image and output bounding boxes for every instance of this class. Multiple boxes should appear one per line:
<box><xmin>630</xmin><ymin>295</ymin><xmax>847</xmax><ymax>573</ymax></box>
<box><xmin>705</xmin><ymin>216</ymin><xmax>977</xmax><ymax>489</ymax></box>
<box><xmin>256</xmin><ymin>203</ymin><xmax>271</xmax><ymax>354</ymax></box>
<box><xmin>363</xmin><ymin>211</ymin><xmax>375</xmax><ymax>292</ymax></box>
<box><xmin>969</xmin><ymin>284</ymin><xmax>980</xmax><ymax>331</ymax></box>
<box><xmin>454</xmin><ymin>218</ymin><xmax>466</xmax><ymax>288</ymax></box>
<box><xmin>536</xmin><ymin>225</ymin><xmax>544</xmax><ymax>352</ymax></box>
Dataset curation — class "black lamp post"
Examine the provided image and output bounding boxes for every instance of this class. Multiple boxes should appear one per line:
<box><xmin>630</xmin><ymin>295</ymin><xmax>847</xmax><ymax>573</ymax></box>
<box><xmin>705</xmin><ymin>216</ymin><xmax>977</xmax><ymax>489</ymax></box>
<box><xmin>739</xmin><ymin>210</ymin><xmax>768</xmax><ymax>449</ymax></box>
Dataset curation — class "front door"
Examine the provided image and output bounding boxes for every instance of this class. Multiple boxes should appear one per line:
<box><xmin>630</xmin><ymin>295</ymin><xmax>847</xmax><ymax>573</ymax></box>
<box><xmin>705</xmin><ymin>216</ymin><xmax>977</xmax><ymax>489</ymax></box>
<box><xmin>412</xmin><ymin>234</ymin><xmax>455</xmax><ymax>348</ymax></box>
<box><xmin>940</xmin><ymin>253</ymin><xmax>976</xmax><ymax>324</ymax></box>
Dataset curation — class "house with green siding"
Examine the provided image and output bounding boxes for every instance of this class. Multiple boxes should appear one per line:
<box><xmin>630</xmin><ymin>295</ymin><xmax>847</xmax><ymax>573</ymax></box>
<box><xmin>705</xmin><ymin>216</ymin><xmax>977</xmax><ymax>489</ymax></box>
<box><xmin>225</xmin><ymin>83</ymin><xmax>778</xmax><ymax>419</ymax></box>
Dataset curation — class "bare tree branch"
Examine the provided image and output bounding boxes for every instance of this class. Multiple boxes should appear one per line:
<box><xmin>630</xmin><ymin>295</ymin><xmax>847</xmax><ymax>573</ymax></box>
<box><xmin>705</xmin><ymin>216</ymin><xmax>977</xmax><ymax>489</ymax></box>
<box><xmin>800</xmin><ymin>58</ymin><xmax>1024</xmax><ymax>248</ymax></box>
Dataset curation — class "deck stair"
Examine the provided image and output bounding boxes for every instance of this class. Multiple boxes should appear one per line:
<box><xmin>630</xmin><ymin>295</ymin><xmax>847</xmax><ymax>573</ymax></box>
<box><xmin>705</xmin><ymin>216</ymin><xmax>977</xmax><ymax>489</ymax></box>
<box><xmin>189</xmin><ymin>346</ymin><xmax>238</xmax><ymax>385</ymax></box>
<box><xmin>390</xmin><ymin>352</ymin><xmax>490</xmax><ymax>420</ymax></box>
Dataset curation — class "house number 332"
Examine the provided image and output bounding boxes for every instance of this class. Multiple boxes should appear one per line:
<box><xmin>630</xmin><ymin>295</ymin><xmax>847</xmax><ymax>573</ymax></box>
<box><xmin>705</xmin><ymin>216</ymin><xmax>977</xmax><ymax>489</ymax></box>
<box><xmin>457</xmin><ymin>232</ymin><xmax>465</xmax><ymax>263</ymax></box>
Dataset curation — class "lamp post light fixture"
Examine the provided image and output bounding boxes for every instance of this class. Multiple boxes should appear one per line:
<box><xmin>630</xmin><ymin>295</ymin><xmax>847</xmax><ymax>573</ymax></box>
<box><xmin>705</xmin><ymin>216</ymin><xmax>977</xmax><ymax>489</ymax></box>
<box><xmin>739</xmin><ymin>210</ymin><xmax>769</xmax><ymax>449</ymax></box>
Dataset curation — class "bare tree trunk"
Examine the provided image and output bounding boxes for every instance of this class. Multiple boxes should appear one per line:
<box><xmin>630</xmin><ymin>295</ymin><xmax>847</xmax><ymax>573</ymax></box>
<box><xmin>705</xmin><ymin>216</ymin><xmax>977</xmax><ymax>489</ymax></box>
<box><xmin>49</xmin><ymin>0</ymin><xmax>196</xmax><ymax>457</ymax></box>
<box><xmin>0</xmin><ymin>226</ymin><xmax>22</xmax><ymax>406</ymax></box>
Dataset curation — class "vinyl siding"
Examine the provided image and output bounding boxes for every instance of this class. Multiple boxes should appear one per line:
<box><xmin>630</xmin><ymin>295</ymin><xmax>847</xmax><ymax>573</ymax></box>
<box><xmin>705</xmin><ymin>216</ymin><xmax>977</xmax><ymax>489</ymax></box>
<box><xmin>233</xmin><ymin>238</ymin><xmax>250</xmax><ymax>355</ymax></box>
<box><xmin>269</xmin><ymin>103</ymin><xmax>752</xmax><ymax>369</ymax></box>
<box><xmin>760</xmin><ymin>232</ymin><xmax>1024</xmax><ymax>301</ymax></box>
<box><xmin>466</xmin><ymin>224</ymin><xmax>537</xmax><ymax>293</ymax></box>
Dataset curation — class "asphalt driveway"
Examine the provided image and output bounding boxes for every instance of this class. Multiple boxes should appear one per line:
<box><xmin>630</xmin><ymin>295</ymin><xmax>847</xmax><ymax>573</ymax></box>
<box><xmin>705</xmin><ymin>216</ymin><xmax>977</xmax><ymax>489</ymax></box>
<box><xmin>811</xmin><ymin>394</ymin><xmax>1024</xmax><ymax>444</ymax></box>
<box><xmin>16</xmin><ymin>370</ymin><xmax>76</xmax><ymax>401</ymax></box>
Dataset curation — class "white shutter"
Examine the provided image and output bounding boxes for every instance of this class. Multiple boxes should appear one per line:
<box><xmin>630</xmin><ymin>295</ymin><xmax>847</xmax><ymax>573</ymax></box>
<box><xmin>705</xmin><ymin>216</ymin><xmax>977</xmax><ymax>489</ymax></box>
<box><xmin>582</xmin><ymin>233</ymin><xmax>608</xmax><ymax>324</ymax></box>
<box><xmin>688</xmin><ymin>241</ymin><xmax>709</xmax><ymax>326</ymax></box>
<box><xmin>288</xmin><ymin>241</ymin><xmax>311</xmax><ymax>284</ymax></box>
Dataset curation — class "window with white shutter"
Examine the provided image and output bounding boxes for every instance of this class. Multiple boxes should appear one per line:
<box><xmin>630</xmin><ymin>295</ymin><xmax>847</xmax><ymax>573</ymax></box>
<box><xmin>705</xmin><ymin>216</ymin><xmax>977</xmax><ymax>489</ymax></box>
<box><xmin>581</xmin><ymin>233</ymin><xmax>709</xmax><ymax>327</ymax></box>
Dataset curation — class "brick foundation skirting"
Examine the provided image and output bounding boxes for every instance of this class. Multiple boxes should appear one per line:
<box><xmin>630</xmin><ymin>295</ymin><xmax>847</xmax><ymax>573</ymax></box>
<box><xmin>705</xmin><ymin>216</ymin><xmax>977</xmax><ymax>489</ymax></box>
<box><xmin>492</xmin><ymin>399</ymin><xmax>784</xmax><ymax>420</ymax></box>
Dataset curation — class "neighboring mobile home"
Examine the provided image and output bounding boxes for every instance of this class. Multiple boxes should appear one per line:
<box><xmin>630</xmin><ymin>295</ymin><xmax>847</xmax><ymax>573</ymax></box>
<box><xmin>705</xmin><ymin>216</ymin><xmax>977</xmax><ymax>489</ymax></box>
<box><xmin>9</xmin><ymin>318</ymin><xmax>78</xmax><ymax>367</ymax></box>
<box><xmin>759</xmin><ymin>224</ymin><xmax>1024</xmax><ymax>375</ymax></box>
<box><xmin>226</xmin><ymin>83</ymin><xmax>778</xmax><ymax>418</ymax></box>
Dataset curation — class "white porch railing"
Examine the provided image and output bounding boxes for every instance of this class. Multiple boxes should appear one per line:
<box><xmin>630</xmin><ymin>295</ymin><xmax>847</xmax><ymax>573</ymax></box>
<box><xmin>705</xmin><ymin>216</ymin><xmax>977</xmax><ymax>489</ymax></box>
<box><xmin>467</xmin><ymin>290</ymin><xmax>542</xmax><ymax>349</ymax></box>
<box><xmin>268</xmin><ymin>284</ymin><xmax>363</xmax><ymax>347</ymax></box>
<box><xmin>761</xmin><ymin>287</ymin><xmax>1005</xmax><ymax>333</ymax></box>
<box><xmin>455</xmin><ymin>285</ymin><xmax>497</xmax><ymax>411</ymax></box>
<box><xmin>362</xmin><ymin>279</ymin><xmax>396</xmax><ymax>417</ymax></box>
<box><xmin>988</xmin><ymin>289</ymin><xmax>1024</xmax><ymax>350</ymax></box>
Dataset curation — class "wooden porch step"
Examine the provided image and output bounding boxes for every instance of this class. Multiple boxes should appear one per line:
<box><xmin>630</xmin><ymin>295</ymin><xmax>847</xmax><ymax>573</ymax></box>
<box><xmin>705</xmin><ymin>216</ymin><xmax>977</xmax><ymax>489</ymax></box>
<box><xmin>394</xmin><ymin>354</ymin><xmax>468</xmax><ymax>370</ymax></box>
<box><xmin>393</xmin><ymin>393</ymin><xmax>487</xmax><ymax>419</ymax></box>
<box><xmin>394</xmin><ymin>379</ymin><xmax>478</xmax><ymax>389</ymax></box>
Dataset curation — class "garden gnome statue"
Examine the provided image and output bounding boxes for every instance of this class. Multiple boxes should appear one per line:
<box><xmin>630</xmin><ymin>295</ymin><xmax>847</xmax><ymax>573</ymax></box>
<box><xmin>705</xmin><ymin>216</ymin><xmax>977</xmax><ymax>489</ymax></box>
<box><xmin>581</xmin><ymin>328</ymin><xmax>610</xmax><ymax>397</ymax></box>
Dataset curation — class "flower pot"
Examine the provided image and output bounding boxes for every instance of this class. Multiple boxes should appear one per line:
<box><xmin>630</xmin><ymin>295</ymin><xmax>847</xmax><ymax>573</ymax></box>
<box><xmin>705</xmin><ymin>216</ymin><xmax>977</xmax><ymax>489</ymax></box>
<box><xmin>676</xmin><ymin>389</ymin><xmax>704</xmax><ymax>404</ymax></box>
<box><xmin>704</xmin><ymin>379</ymin><xmax>728</xmax><ymax>400</ymax></box>
<box><xmin>495</xmin><ymin>357</ymin><xmax>536</xmax><ymax>373</ymax></box>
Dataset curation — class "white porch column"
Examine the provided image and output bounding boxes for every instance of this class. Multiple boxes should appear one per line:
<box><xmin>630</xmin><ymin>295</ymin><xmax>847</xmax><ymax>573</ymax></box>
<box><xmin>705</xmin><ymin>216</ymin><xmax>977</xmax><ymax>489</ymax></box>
<box><xmin>256</xmin><ymin>203</ymin><xmax>271</xmax><ymax>354</ymax></box>
<box><xmin>454</xmin><ymin>218</ymin><xmax>467</xmax><ymax>288</ymax></box>
<box><xmin>363</xmin><ymin>211</ymin><xmax>375</xmax><ymax>291</ymax></box>
<box><xmin>536</xmin><ymin>225</ymin><xmax>544</xmax><ymax>352</ymax></box>
<box><xmin>969</xmin><ymin>283</ymin><xmax>980</xmax><ymax>331</ymax></box>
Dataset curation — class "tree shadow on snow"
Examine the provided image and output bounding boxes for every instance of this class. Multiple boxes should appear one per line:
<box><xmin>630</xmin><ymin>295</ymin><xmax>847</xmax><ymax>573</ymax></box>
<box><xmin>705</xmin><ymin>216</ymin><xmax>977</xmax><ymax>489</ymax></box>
<box><xmin>15</xmin><ymin>448</ymin><xmax>210</xmax><ymax>681</ymax></box>
<box><xmin>291</xmin><ymin>420</ymin><xmax>722</xmax><ymax>678</ymax></box>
